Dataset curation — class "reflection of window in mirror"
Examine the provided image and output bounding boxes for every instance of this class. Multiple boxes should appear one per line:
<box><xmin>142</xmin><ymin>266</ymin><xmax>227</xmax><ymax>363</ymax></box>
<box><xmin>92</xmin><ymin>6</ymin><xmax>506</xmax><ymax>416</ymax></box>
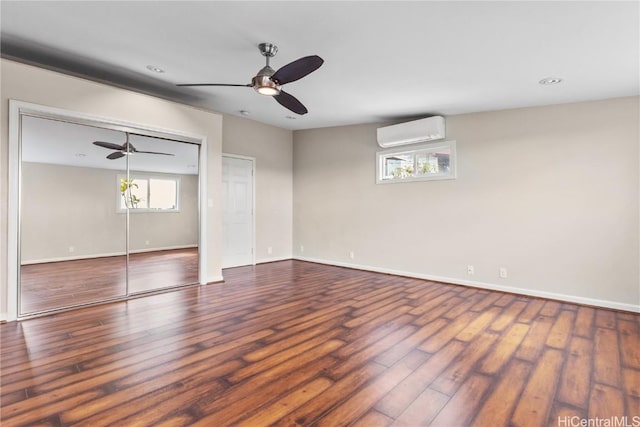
<box><xmin>118</xmin><ymin>174</ymin><xmax>179</xmax><ymax>212</ymax></box>
<box><xmin>150</xmin><ymin>178</ymin><xmax>178</xmax><ymax>209</ymax></box>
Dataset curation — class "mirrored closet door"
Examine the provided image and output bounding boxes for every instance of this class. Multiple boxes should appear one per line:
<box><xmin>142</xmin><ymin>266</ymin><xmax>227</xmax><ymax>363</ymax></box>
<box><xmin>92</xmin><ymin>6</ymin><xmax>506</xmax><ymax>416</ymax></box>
<box><xmin>127</xmin><ymin>136</ymin><xmax>200</xmax><ymax>294</ymax></box>
<box><xmin>18</xmin><ymin>115</ymin><xmax>200</xmax><ymax>316</ymax></box>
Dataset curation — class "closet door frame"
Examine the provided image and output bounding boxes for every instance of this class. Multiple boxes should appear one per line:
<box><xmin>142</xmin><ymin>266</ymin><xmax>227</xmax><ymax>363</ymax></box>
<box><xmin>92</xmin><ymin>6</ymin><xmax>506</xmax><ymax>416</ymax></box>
<box><xmin>7</xmin><ymin>100</ymin><xmax>208</xmax><ymax>321</ymax></box>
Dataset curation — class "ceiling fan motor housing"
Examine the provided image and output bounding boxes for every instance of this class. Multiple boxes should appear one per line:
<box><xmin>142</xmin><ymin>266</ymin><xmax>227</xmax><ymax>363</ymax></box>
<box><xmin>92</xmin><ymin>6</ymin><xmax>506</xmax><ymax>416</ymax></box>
<box><xmin>252</xmin><ymin>65</ymin><xmax>281</xmax><ymax>95</ymax></box>
<box><xmin>122</xmin><ymin>142</ymin><xmax>135</xmax><ymax>153</ymax></box>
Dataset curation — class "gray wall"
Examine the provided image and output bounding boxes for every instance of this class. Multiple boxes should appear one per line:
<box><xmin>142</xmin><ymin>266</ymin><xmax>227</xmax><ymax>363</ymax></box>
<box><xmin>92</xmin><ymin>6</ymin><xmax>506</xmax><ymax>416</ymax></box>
<box><xmin>293</xmin><ymin>97</ymin><xmax>639</xmax><ymax>310</ymax></box>
<box><xmin>20</xmin><ymin>162</ymin><xmax>198</xmax><ymax>263</ymax></box>
<box><xmin>222</xmin><ymin>113</ymin><xmax>293</xmax><ymax>263</ymax></box>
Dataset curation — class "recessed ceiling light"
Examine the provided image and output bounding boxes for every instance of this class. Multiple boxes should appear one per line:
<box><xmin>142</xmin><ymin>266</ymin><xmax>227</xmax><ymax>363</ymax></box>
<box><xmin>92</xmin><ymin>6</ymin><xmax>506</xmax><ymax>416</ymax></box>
<box><xmin>146</xmin><ymin>65</ymin><xmax>165</xmax><ymax>73</ymax></box>
<box><xmin>285</xmin><ymin>116</ymin><xmax>297</xmax><ymax>120</ymax></box>
<box><xmin>539</xmin><ymin>77</ymin><xmax>563</xmax><ymax>85</ymax></box>
<box><xmin>75</xmin><ymin>153</ymin><xmax>86</xmax><ymax>157</ymax></box>
<box><xmin>239</xmin><ymin>110</ymin><xmax>250</xmax><ymax>116</ymax></box>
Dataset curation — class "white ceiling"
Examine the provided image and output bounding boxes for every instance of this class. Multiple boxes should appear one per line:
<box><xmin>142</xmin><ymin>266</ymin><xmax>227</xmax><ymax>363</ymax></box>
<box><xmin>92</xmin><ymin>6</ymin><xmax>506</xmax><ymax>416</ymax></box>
<box><xmin>21</xmin><ymin>115</ymin><xmax>200</xmax><ymax>175</ymax></box>
<box><xmin>1</xmin><ymin>1</ymin><xmax>638</xmax><ymax>130</ymax></box>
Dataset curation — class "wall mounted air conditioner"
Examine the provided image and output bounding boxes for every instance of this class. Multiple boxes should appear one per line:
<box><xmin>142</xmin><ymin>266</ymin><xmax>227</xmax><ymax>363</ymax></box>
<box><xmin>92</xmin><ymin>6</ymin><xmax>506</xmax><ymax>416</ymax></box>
<box><xmin>377</xmin><ymin>116</ymin><xmax>446</xmax><ymax>148</ymax></box>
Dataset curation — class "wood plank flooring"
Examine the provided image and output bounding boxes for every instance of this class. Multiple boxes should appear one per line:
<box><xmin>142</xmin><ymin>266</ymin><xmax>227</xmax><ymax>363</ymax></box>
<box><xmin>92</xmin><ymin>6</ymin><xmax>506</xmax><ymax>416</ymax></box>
<box><xmin>1</xmin><ymin>260</ymin><xmax>639</xmax><ymax>426</ymax></box>
<box><xmin>19</xmin><ymin>248</ymin><xmax>199</xmax><ymax>315</ymax></box>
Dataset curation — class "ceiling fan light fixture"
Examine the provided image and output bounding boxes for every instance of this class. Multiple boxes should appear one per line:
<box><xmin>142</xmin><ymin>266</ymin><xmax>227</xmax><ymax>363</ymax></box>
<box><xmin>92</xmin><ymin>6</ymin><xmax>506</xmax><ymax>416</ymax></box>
<box><xmin>252</xmin><ymin>73</ymin><xmax>281</xmax><ymax>96</ymax></box>
<box><xmin>256</xmin><ymin>86</ymin><xmax>280</xmax><ymax>96</ymax></box>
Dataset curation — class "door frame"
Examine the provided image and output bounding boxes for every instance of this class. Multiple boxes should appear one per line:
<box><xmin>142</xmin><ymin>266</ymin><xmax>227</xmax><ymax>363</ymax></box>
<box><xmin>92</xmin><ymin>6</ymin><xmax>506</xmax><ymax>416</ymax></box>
<box><xmin>7</xmin><ymin>100</ymin><xmax>209</xmax><ymax>321</ymax></box>
<box><xmin>222</xmin><ymin>153</ymin><xmax>256</xmax><ymax>268</ymax></box>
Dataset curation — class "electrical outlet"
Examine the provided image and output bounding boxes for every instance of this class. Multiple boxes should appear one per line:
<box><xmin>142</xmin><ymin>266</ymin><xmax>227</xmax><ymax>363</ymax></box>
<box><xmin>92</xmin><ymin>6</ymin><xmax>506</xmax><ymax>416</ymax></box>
<box><xmin>145</xmin><ymin>240</ymin><xmax>150</xmax><ymax>246</ymax></box>
<box><xmin>68</xmin><ymin>246</ymin><xmax>75</xmax><ymax>253</ymax></box>
<box><xmin>300</xmin><ymin>245</ymin><xmax>304</xmax><ymax>253</ymax></box>
<box><xmin>499</xmin><ymin>267</ymin><xmax>508</xmax><ymax>278</ymax></box>
<box><xmin>267</xmin><ymin>246</ymin><xmax>273</xmax><ymax>255</ymax></box>
<box><xmin>349</xmin><ymin>251</ymin><xmax>355</xmax><ymax>260</ymax></box>
<box><xmin>467</xmin><ymin>265</ymin><xmax>474</xmax><ymax>275</ymax></box>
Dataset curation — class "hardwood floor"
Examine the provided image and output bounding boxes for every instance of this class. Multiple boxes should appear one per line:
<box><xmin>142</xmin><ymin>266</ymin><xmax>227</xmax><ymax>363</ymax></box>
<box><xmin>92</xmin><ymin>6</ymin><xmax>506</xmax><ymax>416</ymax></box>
<box><xmin>1</xmin><ymin>260</ymin><xmax>639</xmax><ymax>426</ymax></box>
<box><xmin>19</xmin><ymin>248</ymin><xmax>199</xmax><ymax>315</ymax></box>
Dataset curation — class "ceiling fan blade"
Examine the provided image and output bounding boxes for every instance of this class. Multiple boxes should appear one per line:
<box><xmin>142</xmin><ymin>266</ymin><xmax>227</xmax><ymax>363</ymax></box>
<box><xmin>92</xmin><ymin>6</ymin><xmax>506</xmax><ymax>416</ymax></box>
<box><xmin>107</xmin><ymin>151</ymin><xmax>126</xmax><ymax>160</ymax></box>
<box><xmin>176</xmin><ymin>83</ymin><xmax>252</xmax><ymax>87</ymax></box>
<box><xmin>135</xmin><ymin>151</ymin><xmax>175</xmax><ymax>156</ymax></box>
<box><xmin>94</xmin><ymin>141</ymin><xmax>124</xmax><ymax>150</ymax></box>
<box><xmin>274</xmin><ymin>90</ymin><xmax>308</xmax><ymax>115</ymax></box>
<box><xmin>271</xmin><ymin>55</ymin><xmax>324</xmax><ymax>85</ymax></box>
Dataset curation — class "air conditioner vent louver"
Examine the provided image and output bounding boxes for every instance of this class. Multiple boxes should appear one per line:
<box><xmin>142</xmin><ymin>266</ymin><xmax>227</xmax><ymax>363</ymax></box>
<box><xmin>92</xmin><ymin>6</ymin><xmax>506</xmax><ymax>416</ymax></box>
<box><xmin>377</xmin><ymin>116</ymin><xmax>446</xmax><ymax>148</ymax></box>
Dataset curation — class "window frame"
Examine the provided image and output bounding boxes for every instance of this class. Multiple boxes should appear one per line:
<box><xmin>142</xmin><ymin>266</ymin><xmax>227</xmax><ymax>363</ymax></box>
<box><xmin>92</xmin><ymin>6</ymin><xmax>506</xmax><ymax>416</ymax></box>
<box><xmin>376</xmin><ymin>140</ymin><xmax>457</xmax><ymax>184</ymax></box>
<box><xmin>116</xmin><ymin>173</ymin><xmax>181</xmax><ymax>213</ymax></box>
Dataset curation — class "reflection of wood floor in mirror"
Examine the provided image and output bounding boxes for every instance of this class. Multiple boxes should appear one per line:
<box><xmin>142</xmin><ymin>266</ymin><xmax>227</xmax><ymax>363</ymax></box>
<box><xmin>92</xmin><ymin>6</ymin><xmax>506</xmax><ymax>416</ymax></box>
<box><xmin>20</xmin><ymin>248</ymin><xmax>199</xmax><ymax>315</ymax></box>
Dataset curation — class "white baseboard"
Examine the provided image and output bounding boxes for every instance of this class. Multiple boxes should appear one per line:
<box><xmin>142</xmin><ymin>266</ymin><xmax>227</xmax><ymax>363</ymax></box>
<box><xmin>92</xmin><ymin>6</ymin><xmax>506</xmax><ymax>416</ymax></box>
<box><xmin>256</xmin><ymin>256</ymin><xmax>292</xmax><ymax>265</ymax></box>
<box><xmin>21</xmin><ymin>245</ymin><xmax>198</xmax><ymax>265</ymax></box>
<box><xmin>204</xmin><ymin>275</ymin><xmax>224</xmax><ymax>284</ymax></box>
<box><xmin>130</xmin><ymin>245</ymin><xmax>197</xmax><ymax>254</ymax></box>
<box><xmin>293</xmin><ymin>256</ymin><xmax>640</xmax><ymax>313</ymax></box>
<box><xmin>22</xmin><ymin>251</ymin><xmax>125</xmax><ymax>265</ymax></box>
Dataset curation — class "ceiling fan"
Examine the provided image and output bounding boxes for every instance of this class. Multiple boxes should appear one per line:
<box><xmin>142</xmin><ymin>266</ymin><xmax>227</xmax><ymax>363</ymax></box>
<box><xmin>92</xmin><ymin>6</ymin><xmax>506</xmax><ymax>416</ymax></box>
<box><xmin>177</xmin><ymin>43</ymin><xmax>324</xmax><ymax>115</ymax></box>
<box><xmin>93</xmin><ymin>133</ymin><xmax>174</xmax><ymax>160</ymax></box>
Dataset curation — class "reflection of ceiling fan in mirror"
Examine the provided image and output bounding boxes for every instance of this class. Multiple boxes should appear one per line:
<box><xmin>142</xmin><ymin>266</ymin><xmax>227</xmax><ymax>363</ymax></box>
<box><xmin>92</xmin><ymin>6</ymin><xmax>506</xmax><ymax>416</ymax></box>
<box><xmin>92</xmin><ymin>133</ymin><xmax>174</xmax><ymax>160</ymax></box>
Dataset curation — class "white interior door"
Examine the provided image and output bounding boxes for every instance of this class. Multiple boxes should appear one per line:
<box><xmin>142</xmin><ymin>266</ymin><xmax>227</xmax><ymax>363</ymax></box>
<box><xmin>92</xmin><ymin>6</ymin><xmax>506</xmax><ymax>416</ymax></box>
<box><xmin>222</xmin><ymin>155</ymin><xmax>254</xmax><ymax>268</ymax></box>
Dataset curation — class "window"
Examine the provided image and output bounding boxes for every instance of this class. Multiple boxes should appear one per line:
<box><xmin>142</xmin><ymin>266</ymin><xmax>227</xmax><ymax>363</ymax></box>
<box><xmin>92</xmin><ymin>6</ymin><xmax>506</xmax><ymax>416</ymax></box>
<box><xmin>376</xmin><ymin>141</ymin><xmax>456</xmax><ymax>183</ymax></box>
<box><xmin>118</xmin><ymin>175</ymin><xmax>179</xmax><ymax>212</ymax></box>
